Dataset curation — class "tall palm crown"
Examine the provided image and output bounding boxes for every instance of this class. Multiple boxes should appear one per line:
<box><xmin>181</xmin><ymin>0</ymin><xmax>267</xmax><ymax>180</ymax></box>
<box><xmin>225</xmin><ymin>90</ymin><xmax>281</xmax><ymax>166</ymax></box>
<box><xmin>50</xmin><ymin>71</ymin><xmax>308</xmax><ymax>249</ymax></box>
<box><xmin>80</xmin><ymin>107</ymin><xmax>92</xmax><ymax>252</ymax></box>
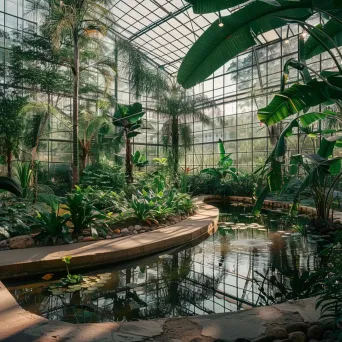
<box><xmin>28</xmin><ymin>0</ymin><xmax>116</xmax><ymax>185</ymax></box>
<box><xmin>158</xmin><ymin>79</ymin><xmax>218</xmax><ymax>175</ymax></box>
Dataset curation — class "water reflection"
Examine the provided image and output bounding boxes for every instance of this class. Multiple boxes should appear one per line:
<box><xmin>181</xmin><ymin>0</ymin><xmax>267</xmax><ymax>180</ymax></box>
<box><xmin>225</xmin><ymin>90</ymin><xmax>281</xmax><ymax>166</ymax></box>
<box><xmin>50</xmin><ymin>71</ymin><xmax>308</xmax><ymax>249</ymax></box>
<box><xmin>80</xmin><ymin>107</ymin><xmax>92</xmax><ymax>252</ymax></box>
<box><xmin>5</xmin><ymin>204</ymin><xmax>322</xmax><ymax>323</ymax></box>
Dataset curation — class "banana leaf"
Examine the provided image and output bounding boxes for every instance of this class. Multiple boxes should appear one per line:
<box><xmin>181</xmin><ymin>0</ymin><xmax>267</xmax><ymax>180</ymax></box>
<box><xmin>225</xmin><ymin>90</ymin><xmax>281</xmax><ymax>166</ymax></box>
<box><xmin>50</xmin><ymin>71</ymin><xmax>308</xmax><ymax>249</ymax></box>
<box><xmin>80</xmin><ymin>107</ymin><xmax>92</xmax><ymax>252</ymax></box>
<box><xmin>258</xmin><ymin>78</ymin><xmax>342</xmax><ymax>126</ymax></box>
<box><xmin>185</xmin><ymin>0</ymin><xmax>250</xmax><ymax>13</ymax></box>
<box><xmin>0</xmin><ymin>177</ymin><xmax>22</xmax><ymax>197</ymax></box>
<box><xmin>178</xmin><ymin>0</ymin><xmax>313</xmax><ymax>89</ymax></box>
<box><xmin>304</xmin><ymin>11</ymin><xmax>342</xmax><ymax>60</ymax></box>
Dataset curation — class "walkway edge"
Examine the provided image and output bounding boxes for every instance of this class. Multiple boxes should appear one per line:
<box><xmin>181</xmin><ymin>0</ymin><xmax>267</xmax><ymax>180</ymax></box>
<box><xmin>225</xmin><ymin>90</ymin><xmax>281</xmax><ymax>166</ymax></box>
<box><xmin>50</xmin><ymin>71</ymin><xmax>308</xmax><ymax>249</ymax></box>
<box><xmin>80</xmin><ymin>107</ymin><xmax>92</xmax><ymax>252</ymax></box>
<box><xmin>0</xmin><ymin>197</ymin><xmax>218</xmax><ymax>279</ymax></box>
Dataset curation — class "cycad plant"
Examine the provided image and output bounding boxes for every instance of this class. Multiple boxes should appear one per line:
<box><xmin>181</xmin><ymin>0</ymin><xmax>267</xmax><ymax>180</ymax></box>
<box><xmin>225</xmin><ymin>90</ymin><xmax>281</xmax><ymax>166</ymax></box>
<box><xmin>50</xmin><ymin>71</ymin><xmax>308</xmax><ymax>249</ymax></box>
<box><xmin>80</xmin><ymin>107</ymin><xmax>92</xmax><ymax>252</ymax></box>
<box><xmin>28</xmin><ymin>0</ymin><xmax>116</xmax><ymax>185</ymax></box>
<box><xmin>158</xmin><ymin>80</ymin><xmax>217</xmax><ymax>176</ymax></box>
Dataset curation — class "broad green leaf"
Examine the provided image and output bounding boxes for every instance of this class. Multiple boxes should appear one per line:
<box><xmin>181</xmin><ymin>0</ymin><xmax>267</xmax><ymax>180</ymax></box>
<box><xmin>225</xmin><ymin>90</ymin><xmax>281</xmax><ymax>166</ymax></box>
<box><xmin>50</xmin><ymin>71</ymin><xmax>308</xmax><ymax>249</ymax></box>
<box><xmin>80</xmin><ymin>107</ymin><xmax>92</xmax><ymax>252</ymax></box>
<box><xmin>318</xmin><ymin>137</ymin><xmax>336</xmax><ymax>158</ymax></box>
<box><xmin>304</xmin><ymin>11</ymin><xmax>342</xmax><ymax>59</ymax></box>
<box><xmin>258</xmin><ymin>79</ymin><xmax>342</xmax><ymax>126</ymax></box>
<box><xmin>218</xmin><ymin>139</ymin><xmax>226</xmax><ymax>160</ymax></box>
<box><xmin>178</xmin><ymin>0</ymin><xmax>312</xmax><ymax>88</ymax></box>
<box><xmin>186</xmin><ymin>0</ymin><xmax>249</xmax><ymax>13</ymax></box>
<box><xmin>329</xmin><ymin>158</ymin><xmax>342</xmax><ymax>175</ymax></box>
<box><xmin>0</xmin><ymin>176</ymin><xmax>22</xmax><ymax>197</ymax></box>
<box><xmin>253</xmin><ymin>183</ymin><xmax>270</xmax><ymax>216</ymax></box>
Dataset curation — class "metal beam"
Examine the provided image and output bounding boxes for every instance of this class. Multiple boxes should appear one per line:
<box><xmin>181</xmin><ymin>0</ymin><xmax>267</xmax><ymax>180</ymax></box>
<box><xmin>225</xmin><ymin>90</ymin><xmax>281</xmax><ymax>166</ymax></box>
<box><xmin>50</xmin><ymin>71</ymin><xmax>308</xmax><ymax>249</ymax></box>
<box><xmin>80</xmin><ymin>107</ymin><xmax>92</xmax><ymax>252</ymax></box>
<box><xmin>129</xmin><ymin>4</ymin><xmax>192</xmax><ymax>41</ymax></box>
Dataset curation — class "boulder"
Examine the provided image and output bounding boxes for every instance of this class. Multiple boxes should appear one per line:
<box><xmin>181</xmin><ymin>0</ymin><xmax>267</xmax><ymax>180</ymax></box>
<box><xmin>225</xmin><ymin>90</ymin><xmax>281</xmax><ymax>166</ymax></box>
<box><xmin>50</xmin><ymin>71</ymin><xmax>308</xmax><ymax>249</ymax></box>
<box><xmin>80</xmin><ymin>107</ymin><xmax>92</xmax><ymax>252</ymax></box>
<box><xmin>286</xmin><ymin>323</ymin><xmax>308</xmax><ymax>334</ymax></box>
<box><xmin>0</xmin><ymin>239</ymin><xmax>9</xmax><ymax>248</ymax></box>
<box><xmin>121</xmin><ymin>228</ymin><xmax>129</xmax><ymax>235</ymax></box>
<box><xmin>289</xmin><ymin>331</ymin><xmax>307</xmax><ymax>342</ymax></box>
<box><xmin>133</xmin><ymin>230</ymin><xmax>138</xmax><ymax>235</ymax></box>
<box><xmin>128</xmin><ymin>226</ymin><xmax>134</xmax><ymax>231</ymax></box>
<box><xmin>9</xmin><ymin>235</ymin><xmax>35</xmax><ymax>249</ymax></box>
<box><xmin>307</xmin><ymin>325</ymin><xmax>324</xmax><ymax>341</ymax></box>
<box><xmin>113</xmin><ymin>229</ymin><xmax>121</xmax><ymax>234</ymax></box>
<box><xmin>134</xmin><ymin>225</ymin><xmax>142</xmax><ymax>231</ymax></box>
<box><xmin>267</xmin><ymin>328</ymin><xmax>288</xmax><ymax>340</ymax></box>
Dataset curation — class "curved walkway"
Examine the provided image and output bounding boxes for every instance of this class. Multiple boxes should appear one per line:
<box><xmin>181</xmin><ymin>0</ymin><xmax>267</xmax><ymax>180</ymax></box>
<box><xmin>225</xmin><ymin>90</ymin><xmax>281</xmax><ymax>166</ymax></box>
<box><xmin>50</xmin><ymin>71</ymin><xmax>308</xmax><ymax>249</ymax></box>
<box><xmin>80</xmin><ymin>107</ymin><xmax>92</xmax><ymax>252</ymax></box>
<box><xmin>0</xmin><ymin>198</ymin><xmax>219</xmax><ymax>279</ymax></box>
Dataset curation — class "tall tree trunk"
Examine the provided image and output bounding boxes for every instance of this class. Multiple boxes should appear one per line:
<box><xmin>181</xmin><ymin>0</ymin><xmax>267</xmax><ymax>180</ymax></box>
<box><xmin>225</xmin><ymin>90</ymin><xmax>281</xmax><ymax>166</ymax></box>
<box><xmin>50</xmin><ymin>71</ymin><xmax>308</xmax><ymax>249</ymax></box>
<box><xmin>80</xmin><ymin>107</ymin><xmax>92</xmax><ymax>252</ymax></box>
<box><xmin>6</xmin><ymin>147</ymin><xmax>12</xmax><ymax>178</ymax></box>
<box><xmin>126</xmin><ymin>134</ymin><xmax>133</xmax><ymax>184</ymax></box>
<box><xmin>72</xmin><ymin>29</ymin><xmax>80</xmax><ymax>187</ymax></box>
<box><xmin>171</xmin><ymin>116</ymin><xmax>179</xmax><ymax>176</ymax></box>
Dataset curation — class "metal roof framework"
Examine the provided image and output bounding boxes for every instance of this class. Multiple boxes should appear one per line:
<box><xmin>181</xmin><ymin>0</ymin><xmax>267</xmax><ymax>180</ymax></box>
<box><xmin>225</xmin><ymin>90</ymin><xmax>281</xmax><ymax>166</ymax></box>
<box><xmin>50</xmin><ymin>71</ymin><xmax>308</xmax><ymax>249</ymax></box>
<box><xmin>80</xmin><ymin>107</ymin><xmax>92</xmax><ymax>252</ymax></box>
<box><xmin>107</xmin><ymin>0</ymin><xmax>290</xmax><ymax>76</ymax></box>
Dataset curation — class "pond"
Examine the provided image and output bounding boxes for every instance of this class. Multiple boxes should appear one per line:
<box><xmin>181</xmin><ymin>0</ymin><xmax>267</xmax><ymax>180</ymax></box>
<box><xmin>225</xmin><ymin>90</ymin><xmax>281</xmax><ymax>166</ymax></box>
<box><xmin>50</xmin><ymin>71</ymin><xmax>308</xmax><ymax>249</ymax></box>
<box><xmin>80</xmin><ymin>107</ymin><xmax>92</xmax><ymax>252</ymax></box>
<box><xmin>4</xmin><ymin>203</ymin><xmax>326</xmax><ymax>324</ymax></box>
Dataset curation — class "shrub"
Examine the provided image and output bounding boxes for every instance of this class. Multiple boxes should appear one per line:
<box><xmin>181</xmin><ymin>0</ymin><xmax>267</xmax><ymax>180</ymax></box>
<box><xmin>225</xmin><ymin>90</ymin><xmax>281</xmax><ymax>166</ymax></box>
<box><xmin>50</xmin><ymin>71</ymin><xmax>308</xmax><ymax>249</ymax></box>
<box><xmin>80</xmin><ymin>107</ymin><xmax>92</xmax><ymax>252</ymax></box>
<box><xmin>80</xmin><ymin>163</ymin><xmax>125</xmax><ymax>192</ymax></box>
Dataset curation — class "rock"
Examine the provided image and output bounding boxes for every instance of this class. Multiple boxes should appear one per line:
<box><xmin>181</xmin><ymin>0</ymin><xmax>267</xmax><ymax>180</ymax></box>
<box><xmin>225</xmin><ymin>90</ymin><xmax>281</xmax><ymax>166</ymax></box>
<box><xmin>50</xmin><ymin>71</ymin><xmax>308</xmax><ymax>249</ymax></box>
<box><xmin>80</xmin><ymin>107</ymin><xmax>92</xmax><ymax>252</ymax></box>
<box><xmin>106</xmin><ymin>235</ymin><xmax>112</xmax><ymax>239</ymax></box>
<box><xmin>189</xmin><ymin>339</ymin><xmax>205</xmax><ymax>342</ymax></box>
<box><xmin>113</xmin><ymin>229</ymin><xmax>120</xmax><ymax>234</ymax></box>
<box><xmin>9</xmin><ymin>235</ymin><xmax>34</xmax><ymax>249</ymax></box>
<box><xmin>0</xmin><ymin>240</ymin><xmax>8</xmax><ymax>248</ymax></box>
<box><xmin>286</xmin><ymin>323</ymin><xmax>308</xmax><ymax>334</ymax></box>
<box><xmin>133</xmin><ymin>230</ymin><xmax>138</xmax><ymax>235</ymax></box>
<box><xmin>308</xmin><ymin>322</ymin><xmax>324</xmax><ymax>328</ymax></box>
<box><xmin>121</xmin><ymin>228</ymin><xmax>129</xmax><ymax>235</ymax></box>
<box><xmin>235</xmin><ymin>339</ymin><xmax>251</xmax><ymax>342</ymax></box>
<box><xmin>139</xmin><ymin>230</ymin><xmax>146</xmax><ymax>233</ymax></box>
<box><xmin>308</xmin><ymin>340</ymin><xmax>320</xmax><ymax>342</ymax></box>
<box><xmin>307</xmin><ymin>325</ymin><xmax>324</xmax><ymax>340</ymax></box>
<box><xmin>77</xmin><ymin>236</ymin><xmax>84</xmax><ymax>241</ymax></box>
<box><xmin>134</xmin><ymin>225</ymin><xmax>142</xmax><ymax>231</ymax></box>
<box><xmin>267</xmin><ymin>328</ymin><xmax>288</xmax><ymax>340</ymax></box>
<box><xmin>289</xmin><ymin>331</ymin><xmax>307</xmax><ymax>342</ymax></box>
<box><xmin>128</xmin><ymin>226</ymin><xmax>134</xmax><ymax>231</ymax></box>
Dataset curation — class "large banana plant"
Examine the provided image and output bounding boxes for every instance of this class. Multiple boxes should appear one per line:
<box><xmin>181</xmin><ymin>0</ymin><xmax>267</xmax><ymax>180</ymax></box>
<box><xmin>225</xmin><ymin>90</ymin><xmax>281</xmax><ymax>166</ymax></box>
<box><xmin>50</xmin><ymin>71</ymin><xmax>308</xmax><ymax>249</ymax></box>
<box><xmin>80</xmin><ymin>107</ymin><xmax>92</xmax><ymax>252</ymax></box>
<box><xmin>201</xmin><ymin>139</ymin><xmax>238</xmax><ymax>180</ymax></box>
<box><xmin>253</xmin><ymin>111</ymin><xmax>342</xmax><ymax>224</ymax></box>
<box><xmin>113</xmin><ymin>103</ymin><xmax>145</xmax><ymax>184</ymax></box>
<box><xmin>0</xmin><ymin>176</ymin><xmax>22</xmax><ymax>197</ymax></box>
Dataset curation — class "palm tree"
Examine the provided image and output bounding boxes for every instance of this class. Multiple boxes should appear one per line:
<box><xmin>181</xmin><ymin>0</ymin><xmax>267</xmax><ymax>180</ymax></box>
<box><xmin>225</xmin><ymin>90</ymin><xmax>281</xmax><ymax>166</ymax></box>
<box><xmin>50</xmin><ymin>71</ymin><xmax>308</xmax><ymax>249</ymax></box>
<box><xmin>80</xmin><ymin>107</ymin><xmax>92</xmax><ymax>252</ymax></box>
<box><xmin>157</xmin><ymin>79</ymin><xmax>218</xmax><ymax>176</ymax></box>
<box><xmin>28</xmin><ymin>0</ymin><xmax>116</xmax><ymax>186</ymax></box>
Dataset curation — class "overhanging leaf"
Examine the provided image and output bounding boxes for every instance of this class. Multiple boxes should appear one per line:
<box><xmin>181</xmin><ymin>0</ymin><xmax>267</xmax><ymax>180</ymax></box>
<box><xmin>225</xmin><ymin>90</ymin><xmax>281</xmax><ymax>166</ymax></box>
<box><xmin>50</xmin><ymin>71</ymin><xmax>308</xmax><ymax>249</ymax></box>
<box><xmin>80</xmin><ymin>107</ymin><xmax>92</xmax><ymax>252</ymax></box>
<box><xmin>178</xmin><ymin>0</ymin><xmax>313</xmax><ymax>88</ymax></box>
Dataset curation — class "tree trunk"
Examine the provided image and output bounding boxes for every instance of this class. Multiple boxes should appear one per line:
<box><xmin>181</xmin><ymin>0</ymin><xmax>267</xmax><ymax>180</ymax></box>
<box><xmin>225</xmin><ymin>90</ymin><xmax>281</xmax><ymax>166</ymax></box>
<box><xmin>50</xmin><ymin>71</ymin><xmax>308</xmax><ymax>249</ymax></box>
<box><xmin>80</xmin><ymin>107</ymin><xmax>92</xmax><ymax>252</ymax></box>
<box><xmin>6</xmin><ymin>147</ymin><xmax>12</xmax><ymax>178</ymax></box>
<box><xmin>72</xmin><ymin>28</ymin><xmax>80</xmax><ymax>187</ymax></box>
<box><xmin>126</xmin><ymin>134</ymin><xmax>133</xmax><ymax>184</ymax></box>
<box><xmin>171</xmin><ymin>116</ymin><xmax>179</xmax><ymax>176</ymax></box>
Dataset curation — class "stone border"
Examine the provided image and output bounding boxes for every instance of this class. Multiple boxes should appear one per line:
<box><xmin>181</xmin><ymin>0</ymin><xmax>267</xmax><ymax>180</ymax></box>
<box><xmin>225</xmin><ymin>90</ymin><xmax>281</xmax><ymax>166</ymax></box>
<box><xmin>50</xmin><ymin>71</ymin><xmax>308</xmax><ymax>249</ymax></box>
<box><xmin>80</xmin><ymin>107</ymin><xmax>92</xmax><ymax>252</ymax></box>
<box><xmin>0</xmin><ymin>198</ymin><xmax>218</xmax><ymax>279</ymax></box>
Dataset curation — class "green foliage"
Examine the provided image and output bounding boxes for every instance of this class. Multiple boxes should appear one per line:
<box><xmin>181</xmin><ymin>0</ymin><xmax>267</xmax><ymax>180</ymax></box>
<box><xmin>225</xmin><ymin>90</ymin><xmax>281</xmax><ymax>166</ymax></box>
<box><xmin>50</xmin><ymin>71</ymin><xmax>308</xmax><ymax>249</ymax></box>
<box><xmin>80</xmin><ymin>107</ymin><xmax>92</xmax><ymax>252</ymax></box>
<box><xmin>0</xmin><ymin>177</ymin><xmax>22</xmax><ymax>197</ymax></box>
<box><xmin>201</xmin><ymin>140</ymin><xmax>237</xmax><ymax>180</ymax></box>
<box><xmin>30</xmin><ymin>202</ymin><xmax>71</xmax><ymax>244</ymax></box>
<box><xmin>15</xmin><ymin>162</ymin><xmax>33</xmax><ymax>199</ymax></box>
<box><xmin>0</xmin><ymin>94</ymin><xmax>28</xmax><ymax>177</ymax></box>
<box><xmin>132</xmin><ymin>150</ymin><xmax>149</xmax><ymax>169</ymax></box>
<box><xmin>74</xmin><ymin>186</ymin><xmax>127</xmax><ymax>214</ymax></box>
<box><xmin>64</xmin><ymin>188</ymin><xmax>106</xmax><ymax>236</ymax></box>
<box><xmin>0</xmin><ymin>200</ymin><xmax>30</xmax><ymax>240</ymax></box>
<box><xmin>316</xmin><ymin>235</ymin><xmax>342</xmax><ymax>337</ymax></box>
<box><xmin>80</xmin><ymin>164</ymin><xmax>126</xmax><ymax>192</ymax></box>
<box><xmin>61</xmin><ymin>256</ymin><xmax>82</xmax><ymax>284</ymax></box>
<box><xmin>178</xmin><ymin>0</ymin><xmax>313</xmax><ymax>88</ymax></box>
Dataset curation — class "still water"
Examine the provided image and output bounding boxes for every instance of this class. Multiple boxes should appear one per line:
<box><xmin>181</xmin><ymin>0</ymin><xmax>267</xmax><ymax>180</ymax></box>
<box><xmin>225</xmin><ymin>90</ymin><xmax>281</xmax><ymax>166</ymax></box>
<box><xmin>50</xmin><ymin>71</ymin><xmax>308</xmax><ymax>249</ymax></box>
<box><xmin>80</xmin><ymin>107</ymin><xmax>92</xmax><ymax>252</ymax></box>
<box><xmin>4</xmin><ymin>203</ymin><xmax>324</xmax><ymax>323</ymax></box>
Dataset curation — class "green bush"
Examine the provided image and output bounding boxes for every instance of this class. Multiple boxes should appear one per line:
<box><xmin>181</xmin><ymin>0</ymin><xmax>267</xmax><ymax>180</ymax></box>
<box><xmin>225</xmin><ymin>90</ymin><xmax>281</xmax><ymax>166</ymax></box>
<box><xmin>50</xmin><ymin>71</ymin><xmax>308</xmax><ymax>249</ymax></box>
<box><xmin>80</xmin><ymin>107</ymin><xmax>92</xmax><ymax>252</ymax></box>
<box><xmin>80</xmin><ymin>163</ymin><xmax>125</xmax><ymax>192</ymax></box>
<box><xmin>188</xmin><ymin>172</ymin><xmax>256</xmax><ymax>197</ymax></box>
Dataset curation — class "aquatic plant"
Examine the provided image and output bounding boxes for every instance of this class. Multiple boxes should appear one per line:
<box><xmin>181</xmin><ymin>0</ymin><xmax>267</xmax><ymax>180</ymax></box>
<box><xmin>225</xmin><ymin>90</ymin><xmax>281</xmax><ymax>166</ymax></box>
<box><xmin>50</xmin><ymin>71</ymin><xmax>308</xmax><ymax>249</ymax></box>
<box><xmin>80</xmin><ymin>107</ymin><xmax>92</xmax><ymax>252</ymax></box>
<box><xmin>60</xmin><ymin>256</ymin><xmax>82</xmax><ymax>285</ymax></box>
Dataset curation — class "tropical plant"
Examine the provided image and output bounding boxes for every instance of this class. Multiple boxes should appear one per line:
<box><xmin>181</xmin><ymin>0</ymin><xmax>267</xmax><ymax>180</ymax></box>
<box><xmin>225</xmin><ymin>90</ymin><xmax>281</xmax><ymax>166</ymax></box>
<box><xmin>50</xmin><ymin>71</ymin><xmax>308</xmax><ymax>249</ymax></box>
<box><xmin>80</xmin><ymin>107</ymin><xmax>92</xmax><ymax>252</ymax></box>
<box><xmin>60</xmin><ymin>256</ymin><xmax>82</xmax><ymax>285</ymax></box>
<box><xmin>30</xmin><ymin>202</ymin><xmax>71</xmax><ymax>244</ymax></box>
<box><xmin>178</xmin><ymin>0</ymin><xmax>323</xmax><ymax>89</ymax></box>
<box><xmin>74</xmin><ymin>185</ymin><xmax>127</xmax><ymax>214</ymax></box>
<box><xmin>158</xmin><ymin>80</ymin><xmax>217</xmax><ymax>176</ymax></box>
<box><xmin>64</xmin><ymin>188</ymin><xmax>106</xmax><ymax>237</ymax></box>
<box><xmin>316</xmin><ymin>233</ymin><xmax>342</xmax><ymax>338</ymax></box>
<box><xmin>201</xmin><ymin>139</ymin><xmax>237</xmax><ymax>180</ymax></box>
<box><xmin>113</xmin><ymin>103</ymin><xmax>145</xmax><ymax>184</ymax></box>
<box><xmin>0</xmin><ymin>95</ymin><xmax>28</xmax><ymax>178</ymax></box>
<box><xmin>180</xmin><ymin>167</ymin><xmax>194</xmax><ymax>193</ymax></box>
<box><xmin>28</xmin><ymin>0</ymin><xmax>117</xmax><ymax>185</ymax></box>
<box><xmin>130</xmin><ymin>194</ymin><xmax>155</xmax><ymax>223</ymax></box>
<box><xmin>15</xmin><ymin>162</ymin><xmax>34</xmax><ymax>199</ymax></box>
<box><xmin>80</xmin><ymin>163</ymin><xmax>126</xmax><ymax>192</ymax></box>
<box><xmin>132</xmin><ymin>150</ymin><xmax>149</xmax><ymax>170</ymax></box>
<box><xmin>252</xmin><ymin>112</ymin><xmax>342</xmax><ymax>224</ymax></box>
<box><xmin>79</xmin><ymin>116</ymin><xmax>112</xmax><ymax>171</ymax></box>
<box><xmin>0</xmin><ymin>177</ymin><xmax>22</xmax><ymax>197</ymax></box>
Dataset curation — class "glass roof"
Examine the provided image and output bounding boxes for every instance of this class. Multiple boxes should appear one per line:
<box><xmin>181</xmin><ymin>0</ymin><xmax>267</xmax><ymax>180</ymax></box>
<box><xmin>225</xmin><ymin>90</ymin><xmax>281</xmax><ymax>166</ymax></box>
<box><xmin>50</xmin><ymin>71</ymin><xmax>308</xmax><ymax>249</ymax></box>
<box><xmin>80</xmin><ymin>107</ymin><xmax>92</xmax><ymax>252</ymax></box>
<box><xmin>108</xmin><ymin>1</ymin><xmax>286</xmax><ymax>75</ymax></box>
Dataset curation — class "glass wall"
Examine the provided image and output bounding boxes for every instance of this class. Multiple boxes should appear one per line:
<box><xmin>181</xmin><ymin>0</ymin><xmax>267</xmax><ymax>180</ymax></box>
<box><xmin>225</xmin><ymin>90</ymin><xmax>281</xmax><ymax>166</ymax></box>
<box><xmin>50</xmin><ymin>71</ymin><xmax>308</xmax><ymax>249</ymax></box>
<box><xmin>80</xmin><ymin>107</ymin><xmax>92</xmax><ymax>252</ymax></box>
<box><xmin>0</xmin><ymin>3</ymin><xmax>338</xmax><ymax>175</ymax></box>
